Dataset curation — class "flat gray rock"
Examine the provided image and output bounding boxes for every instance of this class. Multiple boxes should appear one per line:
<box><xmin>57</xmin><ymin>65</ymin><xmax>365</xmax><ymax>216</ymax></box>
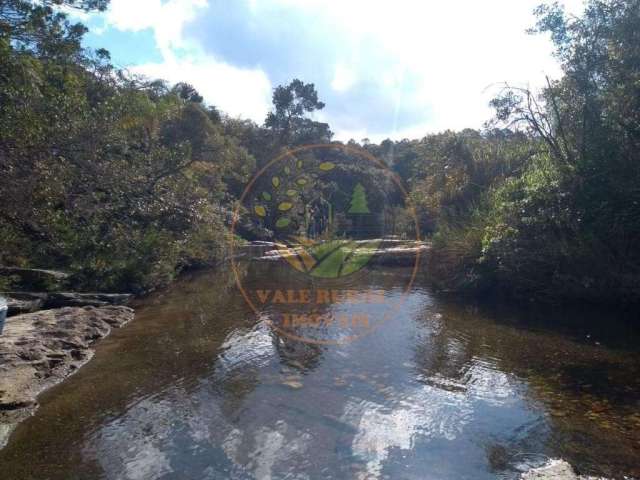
<box><xmin>1</xmin><ymin>292</ymin><xmax>132</xmax><ymax>315</ymax></box>
<box><xmin>44</xmin><ymin>292</ymin><xmax>133</xmax><ymax>308</ymax></box>
<box><xmin>0</xmin><ymin>306</ymin><xmax>134</xmax><ymax>450</ymax></box>
<box><xmin>521</xmin><ymin>460</ymin><xmax>609</xmax><ymax>480</ymax></box>
<box><xmin>0</xmin><ymin>267</ymin><xmax>69</xmax><ymax>291</ymax></box>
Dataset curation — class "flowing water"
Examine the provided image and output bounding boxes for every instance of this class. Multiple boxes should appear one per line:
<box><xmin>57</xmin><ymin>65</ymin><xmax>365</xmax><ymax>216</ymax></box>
<box><xmin>1</xmin><ymin>258</ymin><xmax>639</xmax><ymax>479</ymax></box>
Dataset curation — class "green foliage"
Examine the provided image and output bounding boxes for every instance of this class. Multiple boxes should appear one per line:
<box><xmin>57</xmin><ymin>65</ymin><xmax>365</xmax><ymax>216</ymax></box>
<box><xmin>417</xmin><ymin>0</ymin><xmax>640</xmax><ymax>304</ymax></box>
<box><xmin>265</xmin><ymin>78</ymin><xmax>332</xmax><ymax>145</ymax></box>
<box><xmin>404</xmin><ymin>129</ymin><xmax>532</xmax><ymax>234</ymax></box>
<box><xmin>0</xmin><ymin>1</ymin><xmax>255</xmax><ymax>292</ymax></box>
<box><xmin>1</xmin><ymin>0</ymin><xmax>638</xmax><ymax>306</ymax></box>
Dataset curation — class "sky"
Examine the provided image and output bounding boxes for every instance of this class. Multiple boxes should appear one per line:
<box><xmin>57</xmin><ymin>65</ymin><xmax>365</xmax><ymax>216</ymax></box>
<box><xmin>75</xmin><ymin>0</ymin><xmax>585</xmax><ymax>142</ymax></box>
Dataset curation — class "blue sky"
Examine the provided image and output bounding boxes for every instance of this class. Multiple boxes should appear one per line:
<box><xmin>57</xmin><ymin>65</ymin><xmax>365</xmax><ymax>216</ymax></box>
<box><xmin>75</xmin><ymin>0</ymin><xmax>584</xmax><ymax>142</ymax></box>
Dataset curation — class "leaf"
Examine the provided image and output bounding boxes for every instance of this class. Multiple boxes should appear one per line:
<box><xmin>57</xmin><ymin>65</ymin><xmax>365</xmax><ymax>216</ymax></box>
<box><xmin>254</xmin><ymin>205</ymin><xmax>267</xmax><ymax>217</ymax></box>
<box><xmin>278</xmin><ymin>202</ymin><xmax>293</xmax><ymax>211</ymax></box>
<box><xmin>286</xmin><ymin>189</ymin><xmax>297</xmax><ymax>197</ymax></box>
<box><xmin>307</xmin><ymin>240</ymin><xmax>381</xmax><ymax>278</ymax></box>
<box><xmin>262</xmin><ymin>192</ymin><xmax>272</xmax><ymax>201</ymax></box>
<box><xmin>319</xmin><ymin>162</ymin><xmax>335</xmax><ymax>171</ymax></box>
<box><xmin>284</xmin><ymin>166</ymin><xmax>291</xmax><ymax>175</ymax></box>
<box><xmin>276</xmin><ymin>218</ymin><xmax>291</xmax><ymax>228</ymax></box>
<box><xmin>272</xmin><ymin>177</ymin><xmax>280</xmax><ymax>188</ymax></box>
<box><xmin>296</xmin><ymin>177</ymin><xmax>308</xmax><ymax>186</ymax></box>
<box><xmin>340</xmin><ymin>241</ymin><xmax>380</xmax><ymax>275</ymax></box>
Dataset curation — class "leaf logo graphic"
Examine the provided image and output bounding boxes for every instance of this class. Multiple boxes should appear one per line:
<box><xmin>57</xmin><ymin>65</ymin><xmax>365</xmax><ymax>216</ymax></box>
<box><xmin>277</xmin><ymin>237</ymin><xmax>381</xmax><ymax>278</ymax></box>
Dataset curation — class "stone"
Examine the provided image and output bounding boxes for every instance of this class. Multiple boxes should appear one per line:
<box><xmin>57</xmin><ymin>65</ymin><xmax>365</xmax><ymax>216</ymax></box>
<box><xmin>281</xmin><ymin>379</ymin><xmax>303</xmax><ymax>389</ymax></box>
<box><xmin>0</xmin><ymin>292</ymin><xmax>132</xmax><ymax>315</ymax></box>
<box><xmin>1</xmin><ymin>293</ymin><xmax>46</xmax><ymax>316</ymax></box>
<box><xmin>333</xmin><ymin>377</ymin><xmax>348</xmax><ymax>387</ymax></box>
<box><xmin>522</xmin><ymin>460</ymin><xmax>579</xmax><ymax>480</ymax></box>
<box><xmin>0</xmin><ymin>267</ymin><xmax>69</xmax><ymax>292</ymax></box>
<box><xmin>0</xmin><ymin>306</ymin><xmax>134</xmax><ymax>450</ymax></box>
<box><xmin>521</xmin><ymin>460</ymin><xmax>609</xmax><ymax>480</ymax></box>
<box><xmin>44</xmin><ymin>292</ymin><xmax>132</xmax><ymax>309</ymax></box>
<box><xmin>253</xmin><ymin>239</ymin><xmax>430</xmax><ymax>267</ymax></box>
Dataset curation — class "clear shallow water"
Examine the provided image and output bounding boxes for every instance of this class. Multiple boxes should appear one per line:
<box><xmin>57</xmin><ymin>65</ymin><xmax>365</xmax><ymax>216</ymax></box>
<box><xmin>1</xmin><ymin>261</ymin><xmax>639</xmax><ymax>479</ymax></box>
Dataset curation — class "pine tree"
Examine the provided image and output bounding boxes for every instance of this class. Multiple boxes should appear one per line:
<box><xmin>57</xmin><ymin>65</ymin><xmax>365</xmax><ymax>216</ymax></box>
<box><xmin>348</xmin><ymin>183</ymin><xmax>370</xmax><ymax>214</ymax></box>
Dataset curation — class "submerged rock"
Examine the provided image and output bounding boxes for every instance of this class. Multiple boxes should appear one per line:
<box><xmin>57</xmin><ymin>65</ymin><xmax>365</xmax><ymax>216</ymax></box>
<box><xmin>281</xmin><ymin>379</ymin><xmax>304</xmax><ymax>389</ymax></box>
<box><xmin>0</xmin><ymin>306</ymin><xmax>134</xmax><ymax>450</ymax></box>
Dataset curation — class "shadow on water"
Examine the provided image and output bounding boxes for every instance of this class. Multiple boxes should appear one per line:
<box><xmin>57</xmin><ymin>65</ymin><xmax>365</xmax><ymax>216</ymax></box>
<box><xmin>0</xmin><ymin>260</ymin><xmax>639</xmax><ymax>479</ymax></box>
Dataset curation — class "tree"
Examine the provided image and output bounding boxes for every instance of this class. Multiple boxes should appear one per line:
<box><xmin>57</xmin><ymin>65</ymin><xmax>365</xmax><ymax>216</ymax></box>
<box><xmin>348</xmin><ymin>183</ymin><xmax>370</xmax><ymax>214</ymax></box>
<box><xmin>171</xmin><ymin>82</ymin><xmax>204</xmax><ymax>103</ymax></box>
<box><xmin>423</xmin><ymin>0</ymin><xmax>640</xmax><ymax>303</ymax></box>
<box><xmin>491</xmin><ymin>0</ymin><xmax>640</xmax><ymax>263</ymax></box>
<box><xmin>0</xmin><ymin>0</ymin><xmax>261</xmax><ymax>292</ymax></box>
<box><xmin>1</xmin><ymin>0</ymin><xmax>109</xmax><ymax>60</ymax></box>
<box><xmin>265</xmin><ymin>79</ymin><xmax>331</xmax><ymax>144</ymax></box>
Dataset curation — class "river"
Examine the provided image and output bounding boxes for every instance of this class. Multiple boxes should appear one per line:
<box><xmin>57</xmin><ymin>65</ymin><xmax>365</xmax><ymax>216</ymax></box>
<box><xmin>1</xmin><ymin>258</ymin><xmax>639</xmax><ymax>479</ymax></box>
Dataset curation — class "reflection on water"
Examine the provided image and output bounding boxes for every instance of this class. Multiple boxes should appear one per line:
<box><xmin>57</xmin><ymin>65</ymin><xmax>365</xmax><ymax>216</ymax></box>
<box><xmin>0</xmin><ymin>261</ymin><xmax>639</xmax><ymax>479</ymax></box>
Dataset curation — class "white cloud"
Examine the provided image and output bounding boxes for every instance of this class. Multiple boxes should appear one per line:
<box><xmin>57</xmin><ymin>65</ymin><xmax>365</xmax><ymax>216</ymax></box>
<box><xmin>106</xmin><ymin>0</ymin><xmax>207</xmax><ymax>59</ymax></box>
<box><xmin>79</xmin><ymin>0</ymin><xmax>587</xmax><ymax>136</ymax></box>
<box><xmin>331</xmin><ymin>63</ymin><xmax>357</xmax><ymax>92</ymax></box>
<box><xmin>89</xmin><ymin>0</ymin><xmax>274</xmax><ymax>122</ymax></box>
<box><xmin>264</xmin><ymin>0</ymin><xmax>586</xmax><ymax>139</ymax></box>
<box><xmin>131</xmin><ymin>56</ymin><xmax>272</xmax><ymax>121</ymax></box>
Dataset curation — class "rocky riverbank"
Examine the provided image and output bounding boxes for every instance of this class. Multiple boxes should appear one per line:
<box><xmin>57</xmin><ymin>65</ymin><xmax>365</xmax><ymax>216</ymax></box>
<box><xmin>252</xmin><ymin>238</ymin><xmax>430</xmax><ymax>267</ymax></box>
<box><xmin>521</xmin><ymin>460</ymin><xmax>610</xmax><ymax>479</ymax></box>
<box><xmin>1</xmin><ymin>265</ymin><xmax>133</xmax><ymax>317</ymax></box>
<box><xmin>0</xmin><ymin>306</ymin><xmax>134</xmax><ymax>449</ymax></box>
<box><xmin>2</xmin><ymin>291</ymin><xmax>132</xmax><ymax>316</ymax></box>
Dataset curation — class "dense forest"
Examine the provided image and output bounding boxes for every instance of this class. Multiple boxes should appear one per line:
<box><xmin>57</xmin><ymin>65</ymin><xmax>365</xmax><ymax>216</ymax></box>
<box><xmin>1</xmin><ymin>0</ymin><xmax>639</xmax><ymax>305</ymax></box>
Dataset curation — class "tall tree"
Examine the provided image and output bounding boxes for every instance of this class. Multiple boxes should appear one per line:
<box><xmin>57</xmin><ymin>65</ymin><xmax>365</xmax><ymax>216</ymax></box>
<box><xmin>265</xmin><ymin>79</ymin><xmax>331</xmax><ymax>145</ymax></box>
<box><xmin>1</xmin><ymin>0</ymin><xmax>109</xmax><ymax>59</ymax></box>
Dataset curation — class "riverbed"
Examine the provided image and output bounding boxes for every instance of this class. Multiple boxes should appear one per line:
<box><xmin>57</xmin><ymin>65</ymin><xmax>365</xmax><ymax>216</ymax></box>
<box><xmin>0</xmin><ymin>260</ymin><xmax>639</xmax><ymax>479</ymax></box>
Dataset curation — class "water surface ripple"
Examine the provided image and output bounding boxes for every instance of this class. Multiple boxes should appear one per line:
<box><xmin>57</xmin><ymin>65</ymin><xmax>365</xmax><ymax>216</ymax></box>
<box><xmin>1</xmin><ymin>262</ymin><xmax>639</xmax><ymax>479</ymax></box>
